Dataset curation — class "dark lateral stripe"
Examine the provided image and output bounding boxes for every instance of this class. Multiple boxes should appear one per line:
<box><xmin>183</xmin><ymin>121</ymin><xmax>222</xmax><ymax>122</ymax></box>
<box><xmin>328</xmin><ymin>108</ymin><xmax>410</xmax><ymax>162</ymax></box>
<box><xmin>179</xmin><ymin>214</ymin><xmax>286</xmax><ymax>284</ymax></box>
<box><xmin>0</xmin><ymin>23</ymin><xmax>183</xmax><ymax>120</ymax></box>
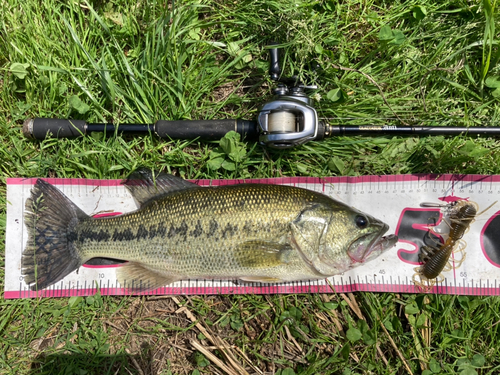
<box><xmin>112</xmin><ymin>228</ymin><xmax>134</xmax><ymax>241</ymax></box>
<box><xmin>79</xmin><ymin>221</ymin><xmax>199</xmax><ymax>243</ymax></box>
<box><xmin>208</xmin><ymin>219</ymin><xmax>218</xmax><ymax>236</ymax></box>
<box><xmin>190</xmin><ymin>220</ymin><xmax>203</xmax><ymax>237</ymax></box>
<box><xmin>80</xmin><ymin>229</ymin><xmax>111</xmax><ymax>242</ymax></box>
<box><xmin>167</xmin><ymin>221</ymin><xmax>188</xmax><ymax>238</ymax></box>
<box><xmin>221</xmin><ymin>223</ymin><xmax>238</xmax><ymax>239</ymax></box>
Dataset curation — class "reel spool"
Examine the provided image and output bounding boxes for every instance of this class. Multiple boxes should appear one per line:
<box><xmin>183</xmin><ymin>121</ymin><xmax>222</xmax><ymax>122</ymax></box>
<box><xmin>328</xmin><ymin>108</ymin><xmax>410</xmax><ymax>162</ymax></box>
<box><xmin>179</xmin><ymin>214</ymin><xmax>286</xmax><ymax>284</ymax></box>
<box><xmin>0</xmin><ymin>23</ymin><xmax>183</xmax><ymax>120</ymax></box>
<box><xmin>267</xmin><ymin>111</ymin><xmax>297</xmax><ymax>133</ymax></box>
<box><xmin>257</xmin><ymin>98</ymin><xmax>319</xmax><ymax>149</ymax></box>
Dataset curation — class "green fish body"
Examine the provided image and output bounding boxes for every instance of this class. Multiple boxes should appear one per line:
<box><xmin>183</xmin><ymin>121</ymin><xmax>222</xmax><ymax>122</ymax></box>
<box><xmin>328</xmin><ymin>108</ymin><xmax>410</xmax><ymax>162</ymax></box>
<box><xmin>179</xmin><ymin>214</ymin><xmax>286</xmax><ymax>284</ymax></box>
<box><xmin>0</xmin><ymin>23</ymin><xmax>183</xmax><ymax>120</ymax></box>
<box><xmin>22</xmin><ymin>170</ymin><xmax>397</xmax><ymax>290</ymax></box>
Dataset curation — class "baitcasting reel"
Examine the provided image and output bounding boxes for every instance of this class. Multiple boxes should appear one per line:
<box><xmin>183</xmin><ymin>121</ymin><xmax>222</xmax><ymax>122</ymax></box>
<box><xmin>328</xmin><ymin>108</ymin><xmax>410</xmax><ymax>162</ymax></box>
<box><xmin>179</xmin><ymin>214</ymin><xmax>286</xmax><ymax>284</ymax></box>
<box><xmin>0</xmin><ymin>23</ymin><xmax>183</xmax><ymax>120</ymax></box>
<box><xmin>257</xmin><ymin>46</ymin><xmax>330</xmax><ymax>149</ymax></box>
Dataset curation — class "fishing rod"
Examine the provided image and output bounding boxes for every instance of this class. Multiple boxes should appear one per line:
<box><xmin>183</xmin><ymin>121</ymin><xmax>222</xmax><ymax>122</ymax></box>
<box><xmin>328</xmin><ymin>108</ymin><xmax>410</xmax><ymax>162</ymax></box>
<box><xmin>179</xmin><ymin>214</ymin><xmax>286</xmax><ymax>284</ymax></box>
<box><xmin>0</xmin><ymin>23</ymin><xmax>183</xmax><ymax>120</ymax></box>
<box><xmin>22</xmin><ymin>46</ymin><xmax>500</xmax><ymax>149</ymax></box>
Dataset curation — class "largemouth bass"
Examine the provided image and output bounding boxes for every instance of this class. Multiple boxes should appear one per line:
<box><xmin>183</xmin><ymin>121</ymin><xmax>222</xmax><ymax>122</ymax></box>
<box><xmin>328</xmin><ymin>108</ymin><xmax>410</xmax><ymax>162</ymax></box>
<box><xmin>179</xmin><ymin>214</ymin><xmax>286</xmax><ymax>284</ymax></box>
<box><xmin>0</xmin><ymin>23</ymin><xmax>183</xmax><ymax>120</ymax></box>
<box><xmin>22</xmin><ymin>170</ymin><xmax>398</xmax><ymax>290</ymax></box>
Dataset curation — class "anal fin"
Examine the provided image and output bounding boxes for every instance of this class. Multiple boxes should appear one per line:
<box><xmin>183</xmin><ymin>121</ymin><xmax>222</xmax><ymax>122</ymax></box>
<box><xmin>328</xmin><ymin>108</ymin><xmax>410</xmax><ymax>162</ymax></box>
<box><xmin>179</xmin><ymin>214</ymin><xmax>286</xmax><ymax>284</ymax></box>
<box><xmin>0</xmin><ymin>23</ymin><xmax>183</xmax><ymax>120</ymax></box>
<box><xmin>116</xmin><ymin>262</ymin><xmax>180</xmax><ymax>291</ymax></box>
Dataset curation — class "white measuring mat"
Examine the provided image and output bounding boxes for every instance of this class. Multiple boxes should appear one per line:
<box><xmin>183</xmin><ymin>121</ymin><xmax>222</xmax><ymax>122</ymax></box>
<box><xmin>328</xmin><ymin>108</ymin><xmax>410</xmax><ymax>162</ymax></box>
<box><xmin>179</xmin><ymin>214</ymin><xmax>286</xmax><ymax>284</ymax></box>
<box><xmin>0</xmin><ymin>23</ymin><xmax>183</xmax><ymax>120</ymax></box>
<box><xmin>5</xmin><ymin>175</ymin><xmax>500</xmax><ymax>299</ymax></box>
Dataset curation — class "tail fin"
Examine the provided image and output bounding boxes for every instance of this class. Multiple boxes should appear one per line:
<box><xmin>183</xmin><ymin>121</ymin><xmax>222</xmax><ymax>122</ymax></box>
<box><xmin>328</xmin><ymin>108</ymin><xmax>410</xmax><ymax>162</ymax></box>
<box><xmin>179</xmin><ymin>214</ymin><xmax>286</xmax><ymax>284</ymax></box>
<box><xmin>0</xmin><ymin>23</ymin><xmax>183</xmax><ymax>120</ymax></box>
<box><xmin>22</xmin><ymin>179</ymin><xmax>89</xmax><ymax>290</ymax></box>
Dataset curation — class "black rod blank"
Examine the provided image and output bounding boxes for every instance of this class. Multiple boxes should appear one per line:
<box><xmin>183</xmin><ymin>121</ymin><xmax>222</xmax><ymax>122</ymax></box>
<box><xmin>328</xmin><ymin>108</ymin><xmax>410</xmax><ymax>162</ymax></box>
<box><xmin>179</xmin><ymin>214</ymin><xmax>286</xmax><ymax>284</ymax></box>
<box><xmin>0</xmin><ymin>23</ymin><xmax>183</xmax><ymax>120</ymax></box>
<box><xmin>328</xmin><ymin>125</ymin><xmax>500</xmax><ymax>136</ymax></box>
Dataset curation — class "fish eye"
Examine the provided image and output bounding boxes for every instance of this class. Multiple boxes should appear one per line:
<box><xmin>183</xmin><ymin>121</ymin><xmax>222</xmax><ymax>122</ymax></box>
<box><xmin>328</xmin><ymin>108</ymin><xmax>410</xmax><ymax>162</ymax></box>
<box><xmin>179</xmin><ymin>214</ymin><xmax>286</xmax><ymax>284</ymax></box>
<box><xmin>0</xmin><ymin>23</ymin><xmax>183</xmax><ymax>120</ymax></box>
<box><xmin>355</xmin><ymin>215</ymin><xmax>369</xmax><ymax>229</ymax></box>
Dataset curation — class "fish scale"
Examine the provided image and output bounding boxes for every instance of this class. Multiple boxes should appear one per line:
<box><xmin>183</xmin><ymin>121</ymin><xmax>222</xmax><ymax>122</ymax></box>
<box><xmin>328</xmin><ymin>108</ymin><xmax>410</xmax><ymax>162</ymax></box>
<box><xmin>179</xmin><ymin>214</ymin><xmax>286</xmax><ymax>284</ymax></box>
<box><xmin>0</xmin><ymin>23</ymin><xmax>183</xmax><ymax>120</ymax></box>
<box><xmin>21</xmin><ymin>170</ymin><xmax>397</xmax><ymax>290</ymax></box>
<box><xmin>77</xmin><ymin>185</ymin><xmax>317</xmax><ymax>279</ymax></box>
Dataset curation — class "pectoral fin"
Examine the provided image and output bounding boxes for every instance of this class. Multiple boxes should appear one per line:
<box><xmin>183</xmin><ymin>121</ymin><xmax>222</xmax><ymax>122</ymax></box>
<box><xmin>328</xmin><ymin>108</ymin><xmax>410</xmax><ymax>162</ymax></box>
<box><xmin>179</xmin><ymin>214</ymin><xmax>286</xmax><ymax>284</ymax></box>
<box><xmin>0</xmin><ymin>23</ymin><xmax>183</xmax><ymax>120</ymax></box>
<box><xmin>116</xmin><ymin>261</ymin><xmax>180</xmax><ymax>291</ymax></box>
<box><xmin>233</xmin><ymin>240</ymin><xmax>294</xmax><ymax>269</ymax></box>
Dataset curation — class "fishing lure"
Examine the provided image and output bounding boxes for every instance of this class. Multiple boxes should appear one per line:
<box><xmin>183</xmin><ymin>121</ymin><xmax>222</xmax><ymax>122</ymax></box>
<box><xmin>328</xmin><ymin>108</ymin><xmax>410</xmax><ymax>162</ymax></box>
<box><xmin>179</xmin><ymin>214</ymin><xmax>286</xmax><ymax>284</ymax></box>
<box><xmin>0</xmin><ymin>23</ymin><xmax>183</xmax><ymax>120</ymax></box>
<box><xmin>413</xmin><ymin>201</ymin><xmax>477</xmax><ymax>288</ymax></box>
<box><xmin>418</xmin><ymin>241</ymin><xmax>466</xmax><ymax>280</ymax></box>
<box><xmin>447</xmin><ymin>201</ymin><xmax>478</xmax><ymax>241</ymax></box>
<box><xmin>418</xmin><ymin>201</ymin><xmax>477</xmax><ymax>279</ymax></box>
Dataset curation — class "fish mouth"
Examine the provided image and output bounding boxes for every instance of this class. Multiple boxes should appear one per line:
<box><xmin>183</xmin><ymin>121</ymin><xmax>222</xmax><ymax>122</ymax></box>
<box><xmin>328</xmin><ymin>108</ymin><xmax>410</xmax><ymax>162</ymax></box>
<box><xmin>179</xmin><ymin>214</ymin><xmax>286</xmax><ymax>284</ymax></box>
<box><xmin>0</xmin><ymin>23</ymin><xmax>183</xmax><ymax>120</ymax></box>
<box><xmin>347</xmin><ymin>225</ymin><xmax>398</xmax><ymax>263</ymax></box>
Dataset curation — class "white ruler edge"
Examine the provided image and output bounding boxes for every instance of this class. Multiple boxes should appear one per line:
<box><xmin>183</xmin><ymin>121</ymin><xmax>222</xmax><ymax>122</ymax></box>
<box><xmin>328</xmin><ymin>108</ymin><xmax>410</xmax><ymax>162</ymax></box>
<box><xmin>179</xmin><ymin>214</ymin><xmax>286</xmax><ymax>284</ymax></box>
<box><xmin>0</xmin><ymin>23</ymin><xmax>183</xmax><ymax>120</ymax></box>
<box><xmin>5</xmin><ymin>175</ymin><xmax>500</xmax><ymax>298</ymax></box>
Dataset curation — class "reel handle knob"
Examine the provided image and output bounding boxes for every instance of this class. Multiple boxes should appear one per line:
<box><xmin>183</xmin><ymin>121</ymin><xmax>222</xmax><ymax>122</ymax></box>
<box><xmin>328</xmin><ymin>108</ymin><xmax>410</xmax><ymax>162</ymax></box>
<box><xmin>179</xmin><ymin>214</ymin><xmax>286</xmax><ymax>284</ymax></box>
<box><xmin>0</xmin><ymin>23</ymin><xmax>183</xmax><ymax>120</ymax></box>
<box><xmin>269</xmin><ymin>45</ymin><xmax>281</xmax><ymax>81</ymax></box>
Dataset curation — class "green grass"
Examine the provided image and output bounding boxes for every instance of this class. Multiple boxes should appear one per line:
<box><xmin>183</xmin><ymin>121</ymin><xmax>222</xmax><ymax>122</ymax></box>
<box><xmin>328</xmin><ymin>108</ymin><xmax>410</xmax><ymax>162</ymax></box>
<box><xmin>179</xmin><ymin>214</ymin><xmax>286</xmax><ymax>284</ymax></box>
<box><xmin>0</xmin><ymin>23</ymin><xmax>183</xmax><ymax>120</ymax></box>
<box><xmin>1</xmin><ymin>0</ymin><xmax>500</xmax><ymax>374</ymax></box>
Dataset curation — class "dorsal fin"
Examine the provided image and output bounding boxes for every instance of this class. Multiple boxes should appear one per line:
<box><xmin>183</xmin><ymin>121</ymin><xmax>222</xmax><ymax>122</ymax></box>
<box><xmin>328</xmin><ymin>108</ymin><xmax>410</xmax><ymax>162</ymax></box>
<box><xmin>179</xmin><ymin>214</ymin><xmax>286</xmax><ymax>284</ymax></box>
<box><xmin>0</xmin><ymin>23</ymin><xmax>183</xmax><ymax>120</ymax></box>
<box><xmin>123</xmin><ymin>169</ymin><xmax>200</xmax><ymax>207</ymax></box>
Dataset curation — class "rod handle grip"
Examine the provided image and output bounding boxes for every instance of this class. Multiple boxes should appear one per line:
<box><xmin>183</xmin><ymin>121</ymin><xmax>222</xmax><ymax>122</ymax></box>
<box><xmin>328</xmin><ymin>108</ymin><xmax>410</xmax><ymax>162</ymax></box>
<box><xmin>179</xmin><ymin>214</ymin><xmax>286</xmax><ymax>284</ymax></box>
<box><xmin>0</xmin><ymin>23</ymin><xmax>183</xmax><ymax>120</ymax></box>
<box><xmin>23</xmin><ymin>118</ymin><xmax>87</xmax><ymax>139</ymax></box>
<box><xmin>155</xmin><ymin>119</ymin><xmax>258</xmax><ymax>140</ymax></box>
<box><xmin>23</xmin><ymin>118</ymin><xmax>259</xmax><ymax>141</ymax></box>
